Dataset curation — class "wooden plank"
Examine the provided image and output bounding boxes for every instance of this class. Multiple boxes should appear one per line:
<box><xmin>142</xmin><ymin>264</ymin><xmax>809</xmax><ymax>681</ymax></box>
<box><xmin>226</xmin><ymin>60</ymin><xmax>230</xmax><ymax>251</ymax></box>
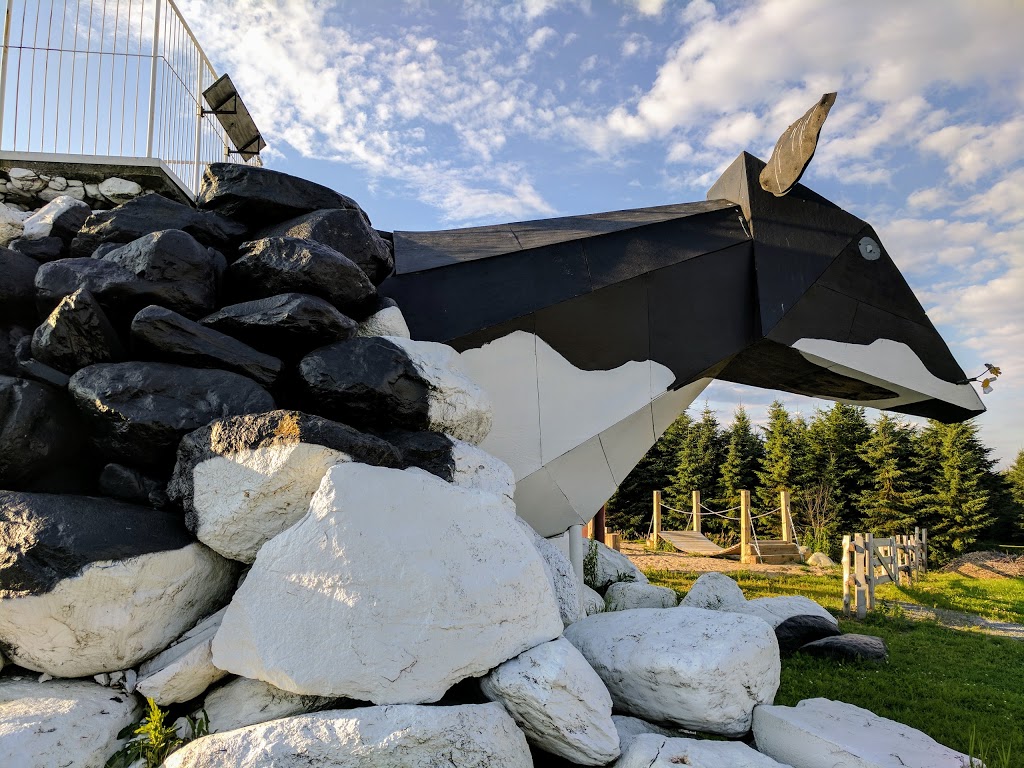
<box><xmin>865</xmin><ymin>532</ymin><xmax>875</xmax><ymax>611</ymax></box>
<box><xmin>854</xmin><ymin>533</ymin><xmax>866</xmax><ymax>619</ymax></box>
<box><xmin>875</xmin><ymin>542</ymin><xmax>895</xmax><ymax>583</ymax></box>
<box><xmin>842</xmin><ymin>534</ymin><xmax>852</xmax><ymax>617</ymax></box>
<box><xmin>921</xmin><ymin>528</ymin><xmax>928</xmax><ymax>573</ymax></box>
<box><xmin>692</xmin><ymin>490</ymin><xmax>701</xmax><ymax>534</ymax></box>
<box><xmin>780</xmin><ymin>489</ymin><xmax>791</xmax><ymax>543</ymax></box>
<box><xmin>651</xmin><ymin>490</ymin><xmax>661</xmax><ymax>546</ymax></box>
<box><xmin>658</xmin><ymin>530</ymin><xmax>725</xmax><ymax>554</ymax></box>
<box><xmin>740</xmin><ymin>491</ymin><xmax>752</xmax><ymax>564</ymax></box>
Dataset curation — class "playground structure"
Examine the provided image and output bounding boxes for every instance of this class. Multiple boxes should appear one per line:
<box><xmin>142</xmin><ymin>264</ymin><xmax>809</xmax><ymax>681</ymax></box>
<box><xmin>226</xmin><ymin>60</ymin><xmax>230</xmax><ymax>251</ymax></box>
<box><xmin>649</xmin><ymin>490</ymin><xmax>802</xmax><ymax>565</ymax></box>
<box><xmin>842</xmin><ymin>529</ymin><xmax>927</xmax><ymax>618</ymax></box>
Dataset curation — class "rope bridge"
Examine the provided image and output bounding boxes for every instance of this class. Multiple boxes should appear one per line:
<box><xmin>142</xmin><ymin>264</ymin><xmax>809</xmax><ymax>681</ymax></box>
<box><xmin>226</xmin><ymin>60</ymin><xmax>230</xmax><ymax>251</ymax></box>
<box><xmin>648</xmin><ymin>490</ymin><xmax>802</xmax><ymax>565</ymax></box>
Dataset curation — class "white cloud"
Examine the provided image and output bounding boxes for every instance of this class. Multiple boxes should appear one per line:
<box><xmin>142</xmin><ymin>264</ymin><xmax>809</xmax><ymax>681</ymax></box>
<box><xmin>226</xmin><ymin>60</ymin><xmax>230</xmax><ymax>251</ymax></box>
<box><xmin>579</xmin><ymin>54</ymin><xmax>598</xmax><ymax>72</ymax></box>
<box><xmin>526</xmin><ymin>26</ymin><xmax>557</xmax><ymax>52</ymax></box>
<box><xmin>622</xmin><ymin>0</ymin><xmax>668</xmax><ymax>15</ymax></box>
<box><xmin>920</xmin><ymin>117</ymin><xmax>1024</xmax><ymax>184</ymax></box>
<box><xmin>621</xmin><ymin>33</ymin><xmax>652</xmax><ymax>58</ymax></box>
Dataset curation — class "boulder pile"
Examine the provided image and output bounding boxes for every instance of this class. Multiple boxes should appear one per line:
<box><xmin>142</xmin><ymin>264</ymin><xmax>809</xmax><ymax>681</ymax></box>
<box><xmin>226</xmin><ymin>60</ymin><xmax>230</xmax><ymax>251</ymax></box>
<box><xmin>0</xmin><ymin>162</ymin><xmax>971</xmax><ymax>767</ymax></box>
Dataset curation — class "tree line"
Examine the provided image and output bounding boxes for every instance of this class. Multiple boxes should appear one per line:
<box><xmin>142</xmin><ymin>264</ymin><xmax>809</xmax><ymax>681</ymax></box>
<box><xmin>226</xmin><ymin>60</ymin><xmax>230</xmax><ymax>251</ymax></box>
<box><xmin>605</xmin><ymin>401</ymin><xmax>1024</xmax><ymax>564</ymax></box>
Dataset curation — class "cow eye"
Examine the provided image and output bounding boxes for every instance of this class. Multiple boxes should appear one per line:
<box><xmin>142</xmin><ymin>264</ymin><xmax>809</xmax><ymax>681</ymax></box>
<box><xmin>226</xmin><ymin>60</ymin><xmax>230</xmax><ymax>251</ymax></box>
<box><xmin>859</xmin><ymin>236</ymin><xmax>881</xmax><ymax>261</ymax></box>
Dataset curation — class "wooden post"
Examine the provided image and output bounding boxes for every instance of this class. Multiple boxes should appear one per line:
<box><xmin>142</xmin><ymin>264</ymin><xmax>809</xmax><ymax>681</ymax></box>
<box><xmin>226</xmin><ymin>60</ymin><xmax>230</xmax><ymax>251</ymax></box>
<box><xmin>921</xmin><ymin>528</ymin><xmax>928</xmax><ymax>574</ymax></box>
<box><xmin>651</xmin><ymin>490</ymin><xmax>662</xmax><ymax>547</ymax></box>
<box><xmin>890</xmin><ymin>539</ymin><xmax>897</xmax><ymax>589</ymax></box>
<box><xmin>854</xmin><ymin>533</ymin><xmax>867</xmax><ymax>619</ymax></box>
<box><xmin>865</xmin><ymin>532</ymin><xmax>875</xmax><ymax>611</ymax></box>
<box><xmin>692</xmin><ymin>490</ymin><xmax>701</xmax><ymax>533</ymax></box>
<box><xmin>606</xmin><ymin>532</ymin><xmax>622</xmax><ymax>551</ymax></box>
<box><xmin>594</xmin><ymin>505</ymin><xmax>606</xmax><ymax>543</ymax></box>
<box><xmin>841</xmin><ymin>534</ymin><xmax>852</xmax><ymax>616</ymax></box>
<box><xmin>780</xmin><ymin>489</ymin><xmax>791</xmax><ymax>543</ymax></box>
<box><xmin>740</xmin><ymin>490</ymin><xmax>752</xmax><ymax>564</ymax></box>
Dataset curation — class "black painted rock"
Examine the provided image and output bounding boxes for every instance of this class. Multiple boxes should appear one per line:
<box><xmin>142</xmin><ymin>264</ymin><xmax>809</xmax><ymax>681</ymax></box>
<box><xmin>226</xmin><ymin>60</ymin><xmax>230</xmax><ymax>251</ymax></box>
<box><xmin>11</xmin><ymin>235</ymin><xmax>65</xmax><ymax>262</ymax></box>
<box><xmin>13</xmin><ymin>336</ymin><xmax>71</xmax><ymax>389</ymax></box>
<box><xmin>99</xmin><ymin>463</ymin><xmax>170</xmax><ymax>508</ymax></box>
<box><xmin>0</xmin><ymin>326</ymin><xmax>29</xmax><ymax>376</ymax></box>
<box><xmin>70</xmin><ymin>192</ymin><xmax>247</xmax><ymax>257</ymax></box>
<box><xmin>35</xmin><ymin>257</ymin><xmax>144</xmax><ymax>316</ymax></box>
<box><xmin>98</xmin><ymin>230</ymin><xmax>220</xmax><ymax>318</ymax></box>
<box><xmin>298</xmin><ymin>337</ymin><xmax>491</xmax><ymax>442</ymax></box>
<box><xmin>68</xmin><ymin>362</ymin><xmax>275</xmax><ymax>467</ymax></box>
<box><xmin>131</xmin><ymin>305</ymin><xmax>282</xmax><ymax>387</ymax></box>
<box><xmin>197</xmin><ymin>162</ymin><xmax>366</xmax><ymax>227</ymax></box>
<box><xmin>0</xmin><ymin>375</ymin><xmax>81</xmax><ymax>488</ymax></box>
<box><xmin>797</xmin><ymin>633</ymin><xmax>888</xmax><ymax>663</ymax></box>
<box><xmin>200</xmin><ymin>293</ymin><xmax>357</xmax><ymax>361</ymax></box>
<box><xmin>31</xmin><ymin>288</ymin><xmax>124</xmax><ymax>374</ymax></box>
<box><xmin>167</xmin><ymin>410</ymin><xmax>402</xmax><ymax>561</ymax></box>
<box><xmin>0</xmin><ymin>490</ymin><xmax>238</xmax><ymax>677</ymax></box>
<box><xmin>775</xmin><ymin>614</ymin><xmax>843</xmax><ymax>655</ymax></box>
<box><xmin>227</xmin><ymin>237</ymin><xmax>377</xmax><ymax>319</ymax></box>
<box><xmin>0</xmin><ymin>247</ymin><xmax>40</xmax><ymax>325</ymax></box>
<box><xmin>258</xmin><ymin>209</ymin><xmax>394</xmax><ymax>285</ymax></box>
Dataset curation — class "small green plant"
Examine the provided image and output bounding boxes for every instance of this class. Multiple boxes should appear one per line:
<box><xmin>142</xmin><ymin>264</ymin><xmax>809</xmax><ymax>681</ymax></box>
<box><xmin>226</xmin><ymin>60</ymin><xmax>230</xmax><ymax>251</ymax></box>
<box><xmin>105</xmin><ymin>698</ymin><xmax>208</xmax><ymax>768</ymax></box>
<box><xmin>613</xmin><ymin>570</ymin><xmax>637</xmax><ymax>584</ymax></box>
<box><xmin>583</xmin><ymin>538</ymin><xmax>599</xmax><ymax>590</ymax></box>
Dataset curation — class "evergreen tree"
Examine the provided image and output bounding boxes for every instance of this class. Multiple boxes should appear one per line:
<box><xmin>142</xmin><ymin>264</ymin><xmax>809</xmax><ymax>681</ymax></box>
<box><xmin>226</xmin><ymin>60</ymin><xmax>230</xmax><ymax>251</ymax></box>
<box><xmin>665</xmin><ymin>404</ymin><xmax>723</xmax><ymax>531</ymax></box>
<box><xmin>755</xmin><ymin>401</ymin><xmax>805</xmax><ymax>536</ymax></box>
<box><xmin>717</xmin><ymin>405</ymin><xmax>764</xmax><ymax>509</ymax></box>
<box><xmin>605</xmin><ymin>412</ymin><xmax>691</xmax><ymax>539</ymax></box>
<box><xmin>857</xmin><ymin>415</ymin><xmax>918</xmax><ymax>535</ymax></box>
<box><xmin>799</xmin><ymin>403</ymin><xmax>871</xmax><ymax>530</ymax></box>
<box><xmin>1006</xmin><ymin>450</ymin><xmax>1024</xmax><ymax>538</ymax></box>
<box><xmin>918</xmin><ymin>420</ymin><xmax>995</xmax><ymax>563</ymax></box>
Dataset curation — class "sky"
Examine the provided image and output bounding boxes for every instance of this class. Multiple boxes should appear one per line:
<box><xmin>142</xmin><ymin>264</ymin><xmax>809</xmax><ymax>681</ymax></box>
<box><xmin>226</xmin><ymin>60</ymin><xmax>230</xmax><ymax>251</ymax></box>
<box><xmin>179</xmin><ymin>0</ymin><xmax>1024</xmax><ymax>467</ymax></box>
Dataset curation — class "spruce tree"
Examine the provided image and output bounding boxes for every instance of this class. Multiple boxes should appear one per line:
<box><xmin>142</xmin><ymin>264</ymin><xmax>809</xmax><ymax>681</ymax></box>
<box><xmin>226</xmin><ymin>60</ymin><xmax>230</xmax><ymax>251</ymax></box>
<box><xmin>756</xmin><ymin>401</ymin><xmax>805</xmax><ymax>536</ymax></box>
<box><xmin>717</xmin><ymin>405</ymin><xmax>764</xmax><ymax>509</ymax></box>
<box><xmin>857</xmin><ymin>415</ymin><xmax>918</xmax><ymax>535</ymax></box>
<box><xmin>605</xmin><ymin>412</ymin><xmax>692</xmax><ymax>539</ymax></box>
<box><xmin>1006</xmin><ymin>450</ymin><xmax>1024</xmax><ymax>538</ymax></box>
<box><xmin>665</xmin><ymin>403</ymin><xmax>723</xmax><ymax>531</ymax></box>
<box><xmin>800</xmin><ymin>403</ymin><xmax>871</xmax><ymax>531</ymax></box>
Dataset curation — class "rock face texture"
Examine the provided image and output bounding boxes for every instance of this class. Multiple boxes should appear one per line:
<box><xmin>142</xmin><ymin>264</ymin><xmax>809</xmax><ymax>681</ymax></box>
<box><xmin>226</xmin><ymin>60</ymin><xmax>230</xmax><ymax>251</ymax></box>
<box><xmin>192</xmin><ymin>677</ymin><xmax>335</xmax><ymax>735</ymax></box>
<box><xmin>163</xmin><ymin>703</ymin><xmax>533</xmax><ymax>768</ymax></box>
<box><xmin>522</xmin><ymin>522</ymin><xmax>583</xmax><ymax>627</ymax></box>
<box><xmin>136</xmin><ymin>609</ymin><xmax>229</xmax><ymax>705</ymax></box>
<box><xmin>0</xmin><ymin>247</ymin><xmax>39</xmax><ymax>325</ymax></box>
<box><xmin>604</xmin><ymin>582</ymin><xmax>678</xmax><ymax>611</ymax></box>
<box><xmin>564</xmin><ymin>607</ymin><xmax>781</xmax><ymax>736</ymax></box>
<box><xmin>356</xmin><ymin>302</ymin><xmax>410</xmax><ymax>338</ymax></box>
<box><xmin>391</xmin><ymin>430</ymin><xmax>515</xmax><ymax>499</ymax></box>
<box><xmin>797</xmin><ymin>633</ymin><xmax>888</xmax><ymax>662</ymax></box>
<box><xmin>31</xmin><ymin>287</ymin><xmax>124</xmax><ymax>374</ymax></box>
<box><xmin>481</xmin><ymin>637</ymin><xmax>620</xmax><ymax>765</ymax></box>
<box><xmin>0</xmin><ymin>491</ymin><xmax>236</xmax><ymax>676</ymax></box>
<box><xmin>0</xmin><ymin>677</ymin><xmax>142</xmax><ymax>768</ymax></box>
<box><xmin>69</xmin><ymin>362</ymin><xmax>275</xmax><ymax>466</ymax></box>
<box><xmin>680</xmin><ymin>572</ymin><xmax>747</xmax><ymax>611</ymax></box>
<box><xmin>616</xmin><ymin>733</ymin><xmax>790</xmax><ymax>768</ymax></box>
<box><xmin>752</xmin><ymin>698</ymin><xmax>972</xmax><ymax>768</ymax></box>
<box><xmin>591</xmin><ymin>539</ymin><xmax>649</xmax><ymax>590</ymax></box>
<box><xmin>197</xmin><ymin>162</ymin><xmax>366</xmax><ymax>227</ymax></box>
<box><xmin>299</xmin><ymin>336</ymin><xmax>492</xmax><ymax>443</ymax></box>
<box><xmin>212</xmin><ymin>464</ymin><xmax>562</xmax><ymax>703</ymax></box>
<box><xmin>200</xmin><ymin>293</ymin><xmax>357</xmax><ymax>360</ymax></box>
<box><xmin>0</xmin><ymin>375</ymin><xmax>80</xmax><ymax>488</ymax></box>
<box><xmin>774</xmin><ymin>614</ymin><xmax>842</xmax><ymax>654</ymax></box>
<box><xmin>168</xmin><ymin>410</ymin><xmax>400</xmax><ymax>562</ymax></box>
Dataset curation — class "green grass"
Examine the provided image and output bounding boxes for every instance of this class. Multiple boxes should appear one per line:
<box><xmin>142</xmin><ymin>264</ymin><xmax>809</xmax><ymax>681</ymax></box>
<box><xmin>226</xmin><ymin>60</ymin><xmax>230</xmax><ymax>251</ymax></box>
<box><xmin>646</xmin><ymin>568</ymin><xmax>1024</xmax><ymax>766</ymax></box>
<box><xmin>876</xmin><ymin>572</ymin><xmax>1024</xmax><ymax>624</ymax></box>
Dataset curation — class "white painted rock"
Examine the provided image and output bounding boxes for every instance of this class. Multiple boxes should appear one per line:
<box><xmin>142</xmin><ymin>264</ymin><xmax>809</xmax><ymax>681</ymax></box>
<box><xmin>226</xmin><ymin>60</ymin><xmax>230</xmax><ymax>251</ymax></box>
<box><xmin>612</xmin><ymin>715</ymin><xmax>694</xmax><ymax>751</ymax></box>
<box><xmin>564</xmin><ymin>607</ymin><xmax>780</xmax><ymax>736</ymax></box>
<box><xmin>582</xmin><ymin>584</ymin><xmax>606</xmax><ymax>615</ymax></box>
<box><xmin>0</xmin><ymin>205</ymin><xmax>27</xmax><ymax>246</ymax></box>
<box><xmin>753</xmin><ymin>698</ymin><xmax>973</xmax><ymax>768</ymax></box>
<box><xmin>0</xmin><ymin>677</ymin><xmax>142</xmax><ymax>768</ymax></box>
<box><xmin>520</xmin><ymin>518</ymin><xmax>583</xmax><ymax>626</ymax></box>
<box><xmin>446</xmin><ymin>438</ymin><xmax>516</xmax><ymax>499</ymax></box>
<box><xmin>680</xmin><ymin>572</ymin><xmax>747</xmax><ymax>611</ymax></box>
<box><xmin>605</xmin><ymin>582</ymin><xmax>678</xmax><ymax>611</ymax></box>
<box><xmin>163</xmin><ymin>703</ymin><xmax>532</xmax><ymax>768</ymax></box>
<box><xmin>212</xmin><ymin>464</ymin><xmax>562</xmax><ymax>703</ymax></box>
<box><xmin>806</xmin><ymin>552</ymin><xmax>834</xmax><ymax>566</ymax></box>
<box><xmin>481</xmin><ymin>637</ymin><xmax>619</xmax><ymax>765</ymax></box>
<box><xmin>136</xmin><ymin>609</ymin><xmax>228</xmax><ymax>705</ymax></box>
<box><xmin>21</xmin><ymin>195</ymin><xmax>89</xmax><ymax>240</ymax></box>
<box><xmin>591</xmin><ymin>539</ymin><xmax>648</xmax><ymax>590</ymax></box>
<box><xmin>190</xmin><ymin>677</ymin><xmax>335</xmax><ymax>735</ymax></box>
<box><xmin>356</xmin><ymin>304</ymin><xmax>411</xmax><ymax>338</ymax></box>
<box><xmin>616</xmin><ymin>733</ymin><xmax>790</xmax><ymax>767</ymax></box>
<box><xmin>729</xmin><ymin>596</ymin><xmax>838</xmax><ymax>630</ymax></box>
<box><xmin>98</xmin><ymin>176</ymin><xmax>143</xmax><ymax>204</ymax></box>
<box><xmin>384</xmin><ymin>336</ymin><xmax>493</xmax><ymax>444</ymax></box>
<box><xmin>0</xmin><ymin>543</ymin><xmax>236</xmax><ymax>677</ymax></box>
<box><xmin>7</xmin><ymin>167</ymin><xmax>47</xmax><ymax>193</ymax></box>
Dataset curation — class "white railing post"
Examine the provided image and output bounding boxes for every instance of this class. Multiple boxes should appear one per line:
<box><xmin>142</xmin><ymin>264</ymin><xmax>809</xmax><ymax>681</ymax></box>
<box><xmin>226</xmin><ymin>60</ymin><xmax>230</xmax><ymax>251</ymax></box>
<box><xmin>146</xmin><ymin>0</ymin><xmax>162</xmax><ymax>158</ymax></box>
<box><xmin>0</xmin><ymin>1</ymin><xmax>13</xmax><ymax>143</ymax></box>
<box><xmin>193</xmin><ymin>60</ymin><xmax>204</xmax><ymax>196</ymax></box>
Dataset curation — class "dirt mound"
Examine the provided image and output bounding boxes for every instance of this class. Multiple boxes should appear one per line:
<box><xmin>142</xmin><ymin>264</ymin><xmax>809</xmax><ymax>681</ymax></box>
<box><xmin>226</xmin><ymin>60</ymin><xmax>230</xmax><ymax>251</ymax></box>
<box><xmin>939</xmin><ymin>550</ymin><xmax>1024</xmax><ymax>579</ymax></box>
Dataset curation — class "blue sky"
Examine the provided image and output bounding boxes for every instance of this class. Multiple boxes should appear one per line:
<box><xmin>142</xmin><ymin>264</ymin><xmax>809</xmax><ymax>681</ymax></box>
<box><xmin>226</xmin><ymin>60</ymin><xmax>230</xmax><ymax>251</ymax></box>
<box><xmin>182</xmin><ymin>0</ymin><xmax>1024</xmax><ymax>466</ymax></box>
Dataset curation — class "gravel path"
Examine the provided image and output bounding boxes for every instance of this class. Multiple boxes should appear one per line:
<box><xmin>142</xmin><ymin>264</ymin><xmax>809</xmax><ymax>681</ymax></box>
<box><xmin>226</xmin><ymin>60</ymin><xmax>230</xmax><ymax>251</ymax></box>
<box><xmin>891</xmin><ymin>602</ymin><xmax>1024</xmax><ymax>641</ymax></box>
<box><xmin>620</xmin><ymin>542</ymin><xmax>835</xmax><ymax>578</ymax></box>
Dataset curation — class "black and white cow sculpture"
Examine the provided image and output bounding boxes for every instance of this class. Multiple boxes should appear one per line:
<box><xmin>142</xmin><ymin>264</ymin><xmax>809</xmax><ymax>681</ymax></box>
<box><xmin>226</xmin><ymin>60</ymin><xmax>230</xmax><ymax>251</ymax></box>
<box><xmin>382</xmin><ymin>135</ymin><xmax>983</xmax><ymax>536</ymax></box>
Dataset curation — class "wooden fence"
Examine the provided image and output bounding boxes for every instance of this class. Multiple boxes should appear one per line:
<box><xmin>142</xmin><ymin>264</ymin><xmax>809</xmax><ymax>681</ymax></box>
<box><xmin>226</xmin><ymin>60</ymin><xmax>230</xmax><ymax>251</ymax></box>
<box><xmin>842</xmin><ymin>528</ymin><xmax>927</xmax><ymax>618</ymax></box>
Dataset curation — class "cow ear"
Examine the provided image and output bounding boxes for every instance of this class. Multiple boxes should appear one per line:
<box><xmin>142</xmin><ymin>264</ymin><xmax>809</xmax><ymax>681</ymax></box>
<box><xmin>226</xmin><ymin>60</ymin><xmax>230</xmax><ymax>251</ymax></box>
<box><xmin>759</xmin><ymin>92</ymin><xmax>837</xmax><ymax>197</ymax></box>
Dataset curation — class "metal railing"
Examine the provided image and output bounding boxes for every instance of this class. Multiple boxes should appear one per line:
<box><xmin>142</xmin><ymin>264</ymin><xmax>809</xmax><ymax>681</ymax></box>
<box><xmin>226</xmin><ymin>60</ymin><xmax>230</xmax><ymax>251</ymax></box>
<box><xmin>0</xmin><ymin>0</ymin><xmax>260</xmax><ymax>198</ymax></box>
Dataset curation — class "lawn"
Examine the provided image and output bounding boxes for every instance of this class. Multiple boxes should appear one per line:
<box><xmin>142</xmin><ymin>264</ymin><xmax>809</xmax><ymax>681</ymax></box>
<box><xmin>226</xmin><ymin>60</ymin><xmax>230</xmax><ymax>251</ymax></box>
<box><xmin>645</xmin><ymin>568</ymin><xmax>1024</xmax><ymax>767</ymax></box>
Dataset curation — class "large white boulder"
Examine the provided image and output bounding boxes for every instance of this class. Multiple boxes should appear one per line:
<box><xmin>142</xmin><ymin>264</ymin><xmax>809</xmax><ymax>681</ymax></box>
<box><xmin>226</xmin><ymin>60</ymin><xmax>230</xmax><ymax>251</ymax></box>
<box><xmin>187</xmin><ymin>677</ymin><xmax>335</xmax><ymax>735</ymax></box>
<box><xmin>616</xmin><ymin>733</ymin><xmax>790</xmax><ymax>767</ymax></box>
<box><xmin>356</xmin><ymin>304</ymin><xmax>411</xmax><ymax>338</ymax></box>
<box><xmin>481</xmin><ymin>637</ymin><xmax>619</xmax><ymax>765</ymax></box>
<box><xmin>21</xmin><ymin>195</ymin><xmax>89</xmax><ymax>240</ymax></box>
<box><xmin>0</xmin><ymin>677</ymin><xmax>142</xmax><ymax>768</ymax></box>
<box><xmin>136</xmin><ymin>609</ymin><xmax>228</xmax><ymax>705</ymax></box>
<box><xmin>679</xmin><ymin>572</ymin><xmax>747</xmax><ymax>611</ymax></box>
<box><xmin>212</xmin><ymin>464</ymin><xmax>562</xmax><ymax>703</ymax></box>
<box><xmin>98</xmin><ymin>176</ymin><xmax>143</xmax><ymax>204</ymax></box>
<box><xmin>519</xmin><ymin>518</ymin><xmax>583</xmax><ymax>626</ymax></box>
<box><xmin>728</xmin><ymin>596</ymin><xmax>838</xmax><ymax>630</ymax></box>
<box><xmin>445</xmin><ymin>438</ymin><xmax>516</xmax><ymax>499</ymax></box>
<box><xmin>612</xmin><ymin>715</ymin><xmax>694</xmax><ymax>751</ymax></box>
<box><xmin>605</xmin><ymin>582</ymin><xmax>678</xmax><ymax>611</ymax></box>
<box><xmin>753</xmin><ymin>698</ymin><xmax>973</xmax><ymax>768</ymax></box>
<box><xmin>589</xmin><ymin>539</ymin><xmax>648</xmax><ymax>590</ymax></box>
<box><xmin>564</xmin><ymin>607</ymin><xmax>780</xmax><ymax>736</ymax></box>
<box><xmin>0</xmin><ymin>205</ymin><xmax>27</xmax><ymax>246</ymax></box>
<box><xmin>0</xmin><ymin>543</ymin><xmax>236</xmax><ymax>677</ymax></box>
<box><xmin>163</xmin><ymin>703</ymin><xmax>532</xmax><ymax>768</ymax></box>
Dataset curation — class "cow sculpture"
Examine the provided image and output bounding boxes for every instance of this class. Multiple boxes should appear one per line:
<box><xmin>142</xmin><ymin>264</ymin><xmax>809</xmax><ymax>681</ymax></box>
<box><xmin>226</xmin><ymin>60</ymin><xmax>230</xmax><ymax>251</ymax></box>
<box><xmin>380</xmin><ymin>94</ymin><xmax>984</xmax><ymax>536</ymax></box>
